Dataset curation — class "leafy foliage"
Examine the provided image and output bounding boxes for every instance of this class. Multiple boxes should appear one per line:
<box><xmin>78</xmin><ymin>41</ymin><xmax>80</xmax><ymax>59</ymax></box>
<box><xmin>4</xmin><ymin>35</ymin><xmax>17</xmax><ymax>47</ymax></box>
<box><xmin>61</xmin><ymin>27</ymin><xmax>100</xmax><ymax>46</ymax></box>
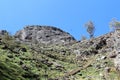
<box><xmin>109</xmin><ymin>18</ymin><xmax>120</xmax><ymax>30</ymax></box>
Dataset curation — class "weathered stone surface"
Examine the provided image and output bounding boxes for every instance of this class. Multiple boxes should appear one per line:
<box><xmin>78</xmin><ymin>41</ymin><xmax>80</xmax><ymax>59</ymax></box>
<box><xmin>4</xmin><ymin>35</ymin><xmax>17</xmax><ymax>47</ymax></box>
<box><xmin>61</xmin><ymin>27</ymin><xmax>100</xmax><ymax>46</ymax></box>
<box><xmin>108</xmin><ymin>51</ymin><xmax>117</xmax><ymax>58</ymax></box>
<box><xmin>15</xmin><ymin>25</ymin><xmax>76</xmax><ymax>44</ymax></box>
<box><xmin>114</xmin><ymin>54</ymin><xmax>120</xmax><ymax>71</ymax></box>
<box><xmin>70</xmin><ymin>32</ymin><xmax>114</xmax><ymax>56</ymax></box>
<box><xmin>113</xmin><ymin>29</ymin><xmax>120</xmax><ymax>73</ymax></box>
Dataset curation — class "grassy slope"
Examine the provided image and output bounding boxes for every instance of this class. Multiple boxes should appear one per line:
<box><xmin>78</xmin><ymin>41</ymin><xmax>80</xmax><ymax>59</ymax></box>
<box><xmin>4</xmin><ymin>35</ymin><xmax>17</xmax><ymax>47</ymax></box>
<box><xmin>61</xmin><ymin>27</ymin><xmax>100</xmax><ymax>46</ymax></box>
<box><xmin>0</xmin><ymin>34</ymin><xmax>119</xmax><ymax>80</ymax></box>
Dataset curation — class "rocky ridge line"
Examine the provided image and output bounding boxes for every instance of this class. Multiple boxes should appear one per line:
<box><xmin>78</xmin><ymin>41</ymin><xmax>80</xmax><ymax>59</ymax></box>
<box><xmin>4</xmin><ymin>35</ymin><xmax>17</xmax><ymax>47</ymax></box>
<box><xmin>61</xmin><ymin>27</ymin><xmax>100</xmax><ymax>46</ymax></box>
<box><xmin>14</xmin><ymin>25</ymin><xmax>76</xmax><ymax>44</ymax></box>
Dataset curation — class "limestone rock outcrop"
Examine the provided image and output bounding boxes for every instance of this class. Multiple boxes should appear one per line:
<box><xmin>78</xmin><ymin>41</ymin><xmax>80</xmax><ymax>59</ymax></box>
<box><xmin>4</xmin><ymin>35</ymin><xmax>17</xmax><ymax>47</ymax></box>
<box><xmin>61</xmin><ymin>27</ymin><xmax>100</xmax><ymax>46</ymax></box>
<box><xmin>15</xmin><ymin>25</ymin><xmax>76</xmax><ymax>44</ymax></box>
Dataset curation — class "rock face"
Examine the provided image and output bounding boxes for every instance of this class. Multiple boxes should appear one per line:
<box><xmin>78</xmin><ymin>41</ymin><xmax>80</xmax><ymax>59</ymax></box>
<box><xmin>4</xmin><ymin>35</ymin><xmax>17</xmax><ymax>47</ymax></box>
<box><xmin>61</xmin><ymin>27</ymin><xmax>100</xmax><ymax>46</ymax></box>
<box><xmin>113</xmin><ymin>29</ymin><xmax>120</xmax><ymax>73</ymax></box>
<box><xmin>15</xmin><ymin>25</ymin><xmax>76</xmax><ymax>44</ymax></box>
<box><xmin>72</xmin><ymin>32</ymin><xmax>114</xmax><ymax>54</ymax></box>
<box><xmin>114</xmin><ymin>54</ymin><xmax>120</xmax><ymax>71</ymax></box>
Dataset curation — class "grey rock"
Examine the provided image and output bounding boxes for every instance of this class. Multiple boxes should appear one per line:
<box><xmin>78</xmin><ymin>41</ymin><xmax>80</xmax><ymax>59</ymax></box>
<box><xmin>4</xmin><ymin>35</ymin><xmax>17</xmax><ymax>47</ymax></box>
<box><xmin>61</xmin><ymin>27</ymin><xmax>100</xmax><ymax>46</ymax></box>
<box><xmin>108</xmin><ymin>51</ymin><xmax>117</xmax><ymax>58</ymax></box>
<box><xmin>101</xmin><ymin>56</ymin><xmax>107</xmax><ymax>60</ymax></box>
<box><xmin>104</xmin><ymin>67</ymin><xmax>111</xmax><ymax>73</ymax></box>
<box><xmin>74</xmin><ymin>50</ymin><xmax>81</xmax><ymax>57</ymax></box>
<box><xmin>114</xmin><ymin>54</ymin><xmax>120</xmax><ymax>71</ymax></box>
<box><xmin>15</xmin><ymin>25</ymin><xmax>76</xmax><ymax>44</ymax></box>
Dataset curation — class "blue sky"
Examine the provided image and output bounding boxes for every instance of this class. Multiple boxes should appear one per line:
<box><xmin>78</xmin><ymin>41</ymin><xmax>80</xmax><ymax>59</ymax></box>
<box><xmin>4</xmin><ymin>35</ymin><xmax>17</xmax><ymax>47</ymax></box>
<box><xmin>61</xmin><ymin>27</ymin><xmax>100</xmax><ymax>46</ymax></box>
<box><xmin>0</xmin><ymin>0</ymin><xmax>120</xmax><ymax>40</ymax></box>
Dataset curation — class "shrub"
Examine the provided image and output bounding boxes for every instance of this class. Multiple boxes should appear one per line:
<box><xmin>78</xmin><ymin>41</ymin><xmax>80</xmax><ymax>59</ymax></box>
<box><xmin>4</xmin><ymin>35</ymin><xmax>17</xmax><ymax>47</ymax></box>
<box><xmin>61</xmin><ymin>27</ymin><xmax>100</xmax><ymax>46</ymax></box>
<box><xmin>81</xmin><ymin>35</ymin><xmax>87</xmax><ymax>41</ymax></box>
<box><xmin>109</xmin><ymin>18</ymin><xmax>120</xmax><ymax>30</ymax></box>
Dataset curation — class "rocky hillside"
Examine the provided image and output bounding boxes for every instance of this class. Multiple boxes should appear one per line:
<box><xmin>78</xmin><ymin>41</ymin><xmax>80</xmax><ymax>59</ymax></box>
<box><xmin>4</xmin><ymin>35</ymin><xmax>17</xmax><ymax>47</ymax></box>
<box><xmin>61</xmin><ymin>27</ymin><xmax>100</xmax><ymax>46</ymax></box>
<box><xmin>0</xmin><ymin>26</ymin><xmax>119</xmax><ymax>80</ymax></box>
<box><xmin>15</xmin><ymin>26</ymin><xmax>76</xmax><ymax>44</ymax></box>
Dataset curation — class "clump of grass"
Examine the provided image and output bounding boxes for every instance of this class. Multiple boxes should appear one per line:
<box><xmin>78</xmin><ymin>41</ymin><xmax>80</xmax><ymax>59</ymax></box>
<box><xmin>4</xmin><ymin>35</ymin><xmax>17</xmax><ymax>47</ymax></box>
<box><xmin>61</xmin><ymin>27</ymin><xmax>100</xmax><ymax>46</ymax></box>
<box><xmin>0</xmin><ymin>61</ymin><xmax>25</xmax><ymax>80</ymax></box>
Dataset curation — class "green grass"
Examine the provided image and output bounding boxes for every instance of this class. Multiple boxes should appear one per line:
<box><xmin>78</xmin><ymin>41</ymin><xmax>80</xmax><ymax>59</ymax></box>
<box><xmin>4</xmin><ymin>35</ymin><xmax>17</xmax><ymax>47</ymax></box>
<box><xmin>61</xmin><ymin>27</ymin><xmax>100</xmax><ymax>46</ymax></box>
<box><xmin>0</xmin><ymin>34</ymin><xmax>119</xmax><ymax>80</ymax></box>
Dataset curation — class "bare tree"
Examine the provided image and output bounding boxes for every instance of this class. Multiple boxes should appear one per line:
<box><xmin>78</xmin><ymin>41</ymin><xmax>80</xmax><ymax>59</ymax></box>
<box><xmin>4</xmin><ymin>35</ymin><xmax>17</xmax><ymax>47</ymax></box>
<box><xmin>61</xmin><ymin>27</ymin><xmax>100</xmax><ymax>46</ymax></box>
<box><xmin>85</xmin><ymin>21</ymin><xmax>95</xmax><ymax>38</ymax></box>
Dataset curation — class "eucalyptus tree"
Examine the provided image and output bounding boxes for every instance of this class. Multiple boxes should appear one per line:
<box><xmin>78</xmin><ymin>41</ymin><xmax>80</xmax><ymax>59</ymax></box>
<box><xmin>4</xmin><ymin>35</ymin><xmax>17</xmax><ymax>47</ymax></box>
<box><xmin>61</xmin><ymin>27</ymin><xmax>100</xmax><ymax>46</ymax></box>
<box><xmin>85</xmin><ymin>21</ymin><xmax>95</xmax><ymax>38</ymax></box>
